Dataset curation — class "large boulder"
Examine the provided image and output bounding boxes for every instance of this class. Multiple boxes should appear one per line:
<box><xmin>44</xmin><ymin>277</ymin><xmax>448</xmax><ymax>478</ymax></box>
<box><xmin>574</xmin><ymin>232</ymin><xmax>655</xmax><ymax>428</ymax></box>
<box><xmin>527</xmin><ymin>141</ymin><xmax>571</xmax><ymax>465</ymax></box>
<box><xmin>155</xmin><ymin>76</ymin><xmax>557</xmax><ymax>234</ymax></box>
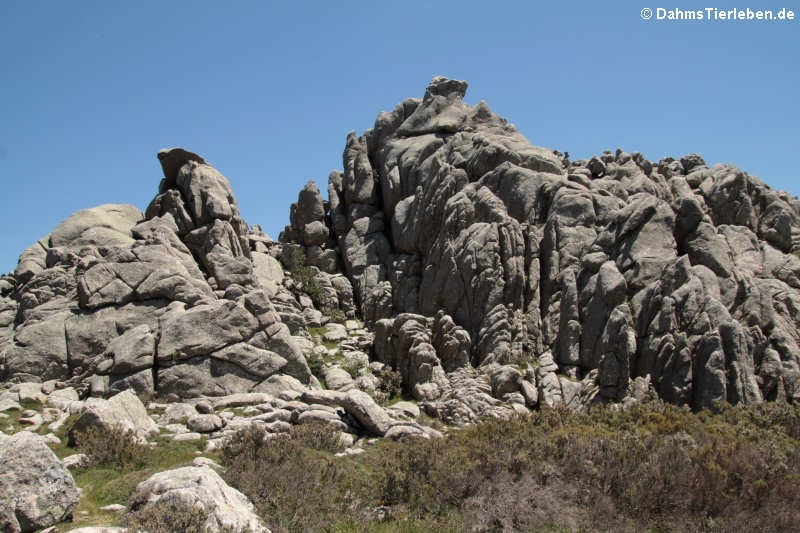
<box><xmin>0</xmin><ymin>431</ymin><xmax>80</xmax><ymax>533</ymax></box>
<box><xmin>156</xmin><ymin>301</ymin><xmax>259</xmax><ymax>362</ymax></box>
<box><xmin>68</xmin><ymin>389</ymin><xmax>158</xmax><ymax>443</ymax></box>
<box><xmin>50</xmin><ymin>204</ymin><xmax>143</xmax><ymax>250</ymax></box>
<box><xmin>252</xmin><ymin>251</ymin><xmax>284</xmax><ymax>292</ymax></box>
<box><xmin>0</xmin><ymin>147</ymin><xmax>315</xmax><ymax>402</ymax></box>
<box><xmin>3</xmin><ymin>311</ymin><xmax>72</xmax><ymax>382</ymax></box>
<box><xmin>338</xmin><ymin>389</ymin><xmax>393</xmax><ymax>436</ymax></box>
<box><xmin>128</xmin><ymin>466</ymin><xmax>270</xmax><ymax>533</ymax></box>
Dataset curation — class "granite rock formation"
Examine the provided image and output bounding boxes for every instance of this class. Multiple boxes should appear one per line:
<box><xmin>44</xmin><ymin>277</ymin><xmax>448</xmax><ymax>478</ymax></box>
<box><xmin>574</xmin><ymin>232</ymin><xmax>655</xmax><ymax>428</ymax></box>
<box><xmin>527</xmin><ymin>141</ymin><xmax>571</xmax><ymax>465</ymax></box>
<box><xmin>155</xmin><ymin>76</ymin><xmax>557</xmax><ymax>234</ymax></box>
<box><xmin>1</xmin><ymin>76</ymin><xmax>799</xmax><ymax>420</ymax></box>
<box><xmin>1</xmin><ymin>149</ymin><xmax>312</xmax><ymax>400</ymax></box>
<box><xmin>280</xmin><ymin>76</ymin><xmax>800</xmax><ymax>411</ymax></box>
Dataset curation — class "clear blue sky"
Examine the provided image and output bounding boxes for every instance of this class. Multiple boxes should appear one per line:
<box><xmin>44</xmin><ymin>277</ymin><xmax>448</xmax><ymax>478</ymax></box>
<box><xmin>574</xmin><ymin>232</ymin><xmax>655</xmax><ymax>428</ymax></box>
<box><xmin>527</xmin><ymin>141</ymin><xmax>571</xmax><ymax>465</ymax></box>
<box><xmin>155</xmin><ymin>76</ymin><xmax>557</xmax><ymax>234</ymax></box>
<box><xmin>1</xmin><ymin>1</ymin><xmax>798</xmax><ymax>274</ymax></box>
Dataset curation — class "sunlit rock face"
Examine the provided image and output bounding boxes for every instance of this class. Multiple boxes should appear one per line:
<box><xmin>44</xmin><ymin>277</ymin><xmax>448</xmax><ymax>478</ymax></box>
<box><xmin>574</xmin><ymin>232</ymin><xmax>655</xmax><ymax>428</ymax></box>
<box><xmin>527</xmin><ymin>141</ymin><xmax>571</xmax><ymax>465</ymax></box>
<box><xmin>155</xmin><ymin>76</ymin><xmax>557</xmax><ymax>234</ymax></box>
<box><xmin>2</xmin><ymin>77</ymin><xmax>800</xmax><ymax>416</ymax></box>
<box><xmin>1</xmin><ymin>148</ymin><xmax>310</xmax><ymax>399</ymax></box>
<box><xmin>280</xmin><ymin>76</ymin><xmax>800</xmax><ymax>409</ymax></box>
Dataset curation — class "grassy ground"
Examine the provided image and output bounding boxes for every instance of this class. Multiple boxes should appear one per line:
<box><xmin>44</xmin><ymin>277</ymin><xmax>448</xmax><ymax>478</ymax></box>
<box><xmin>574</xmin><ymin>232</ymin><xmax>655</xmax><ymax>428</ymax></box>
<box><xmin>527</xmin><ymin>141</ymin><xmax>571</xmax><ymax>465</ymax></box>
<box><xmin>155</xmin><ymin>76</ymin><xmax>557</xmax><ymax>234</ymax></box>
<box><xmin>1</xmin><ymin>398</ymin><xmax>49</xmax><ymax>434</ymax></box>
<box><xmin>52</xmin><ymin>434</ymin><xmax>213</xmax><ymax>531</ymax></box>
<box><xmin>0</xmin><ymin>399</ymin><xmax>218</xmax><ymax>532</ymax></box>
<box><xmin>308</xmin><ymin>325</ymin><xmax>344</xmax><ymax>352</ymax></box>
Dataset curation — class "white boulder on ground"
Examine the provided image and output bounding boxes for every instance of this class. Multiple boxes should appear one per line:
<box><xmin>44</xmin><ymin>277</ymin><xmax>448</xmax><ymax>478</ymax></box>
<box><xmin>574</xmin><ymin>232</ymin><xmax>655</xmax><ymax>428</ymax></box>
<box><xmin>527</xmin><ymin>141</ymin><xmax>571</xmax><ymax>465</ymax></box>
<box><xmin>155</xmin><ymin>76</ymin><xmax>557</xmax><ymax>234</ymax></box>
<box><xmin>339</xmin><ymin>389</ymin><xmax>393</xmax><ymax>436</ymax></box>
<box><xmin>46</xmin><ymin>387</ymin><xmax>80</xmax><ymax>410</ymax></box>
<box><xmin>68</xmin><ymin>389</ymin><xmax>158</xmax><ymax>443</ymax></box>
<box><xmin>62</xmin><ymin>453</ymin><xmax>90</xmax><ymax>469</ymax></box>
<box><xmin>17</xmin><ymin>383</ymin><xmax>46</xmax><ymax>403</ymax></box>
<box><xmin>322</xmin><ymin>323</ymin><xmax>348</xmax><ymax>342</ymax></box>
<box><xmin>128</xmin><ymin>466</ymin><xmax>270</xmax><ymax>533</ymax></box>
<box><xmin>161</xmin><ymin>402</ymin><xmax>197</xmax><ymax>423</ymax></box>
<box><xmin>323</xmin><ymin>366</ymin><xmax>354</xmax><ymax>390</ymax></box>
<box><xmin>387</xmin><ymin>401</ymin><xmax>420</xmax><ymax>419</ymax></box>
<box><xmin>187</xmin><ymin>414</ymin><xmax>226</xmax><ymax>433</ymax></box>
<box><xmin>0</xmin><ymin>431</ymin><xmax>80</xmax><ymax>533</ymax></box>
<box><xmin>0</xmin><ymin>391</ymin><xmax>21</xmax><ymax>412</ymax></box>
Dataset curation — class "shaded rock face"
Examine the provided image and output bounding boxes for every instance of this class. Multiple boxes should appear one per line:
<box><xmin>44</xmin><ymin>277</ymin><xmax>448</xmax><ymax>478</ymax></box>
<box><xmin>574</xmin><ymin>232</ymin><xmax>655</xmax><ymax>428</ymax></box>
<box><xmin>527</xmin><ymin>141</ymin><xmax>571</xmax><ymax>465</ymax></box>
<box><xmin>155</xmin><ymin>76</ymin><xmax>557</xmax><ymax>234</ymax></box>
<box><xmin>373</xmin><ymin>312</ymin><xmax>465</xmax><ymax>401</ymax></box>
<box><xmin>280</xmin><ymin>76</ymin><xmax>800</xmax><ymax>408</ymax></box>
<box><xmin>1</xmin><ymin>148</ymin><xmax>310</xmax><ymax>398</ymax></box>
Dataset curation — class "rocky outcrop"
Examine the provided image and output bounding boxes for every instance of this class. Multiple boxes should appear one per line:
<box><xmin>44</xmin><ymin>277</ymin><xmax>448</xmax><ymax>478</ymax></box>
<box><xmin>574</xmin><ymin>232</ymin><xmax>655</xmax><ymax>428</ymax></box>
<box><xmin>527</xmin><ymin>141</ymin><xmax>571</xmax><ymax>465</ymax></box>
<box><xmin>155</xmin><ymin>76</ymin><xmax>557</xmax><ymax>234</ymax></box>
<box><xmin>280</xmin><ymin>76</ymin><xmax>800</xmax><ymax>410</ymax></box>
<box><xmin>280</xmin><ymin>181</ymin><xmax>340</xmax><ymax>274</ymax></box>
<box><xmin>373</xmin><ymin>313</ymin><xmax>462</xmax><ymax>401</ymax></box>
<box><xmin>2</xmin><ymin>77</ymin><xmax>799</xmax><ymax>418</ymax></box>
<box><xmin>337</xmin><ymin>389</ymin><xmax>393</xmax><ymax>436</ymax></box>
<box><xmin>1</xmin><ymin>149</ymin><xmax>311</xmax><ymax>399</ymax></box>
<box><xmin>0</xmin><ymin>431</ymin><xmax>80</xmax><ymax>533</ymax></box>
<box><xmin>10</xmin><ymin>76</ymin><xmax>800</xmax><ymax>533</ymax></box>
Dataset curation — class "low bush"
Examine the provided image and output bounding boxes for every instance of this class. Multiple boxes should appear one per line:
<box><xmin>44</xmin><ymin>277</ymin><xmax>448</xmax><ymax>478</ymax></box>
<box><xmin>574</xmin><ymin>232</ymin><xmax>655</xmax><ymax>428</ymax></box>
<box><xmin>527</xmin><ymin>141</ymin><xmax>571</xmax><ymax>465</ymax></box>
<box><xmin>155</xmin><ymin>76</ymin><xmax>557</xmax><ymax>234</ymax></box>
<box><xmin>19</xmin><ymin>397</ymin><xmax>44</xmax><ymax>411</ymax></box>
<box><xmin>289</xmin><ymin>421</ymin><xmax>346</xmax><ymax>453</ymax></box>
<box><xmin>221</xmin><ymin>401</ymin><xmax>800</xmax><ymax>533</ymax></box>
<box><xmin>327</xmin><ymin>308</ymin><xmax>347</xmax><ymax>324</ymax></box>
<box><xmin>122</xmin><ymin>500</ymin><xmax>212</xmax><ymax>533</ymax></box>
<box><xmin>221</xmin><ymin>425</ymin><xmax>360</xmax><ymax>533</ymax></box>
<box><xmin>374</xmin><ymin>365</ymin><xmax>403</xmax><ymax>404</ymax></box>
<box><xmin>72</xmin><ymin>425</ymin><xmax>150</xmax><ymax>470</ymax></box>
<box><xmin>340</xmin><ymin>358</ymin><xmax>362</xmax><ymax>380</ymax></box>
<box><xmin>306</xmin><ymin>350</ymin><xmax>325</xmax><ymax>380</ymax></box>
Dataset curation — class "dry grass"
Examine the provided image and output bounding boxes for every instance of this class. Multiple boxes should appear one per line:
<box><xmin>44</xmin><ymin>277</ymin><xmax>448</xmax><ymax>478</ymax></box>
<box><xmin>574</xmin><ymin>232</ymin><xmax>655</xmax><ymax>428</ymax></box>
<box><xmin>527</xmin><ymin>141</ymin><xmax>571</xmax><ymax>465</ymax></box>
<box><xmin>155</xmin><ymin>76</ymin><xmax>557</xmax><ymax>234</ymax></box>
<box><xmin>122</xmin><ymin>499</ymin><xmax>251</xmax><ymax>533</ymax></box>
<box><xmin>72</xmin><ymin>425</ymin><xmax>151</xmax><ymax>469</ymax></box>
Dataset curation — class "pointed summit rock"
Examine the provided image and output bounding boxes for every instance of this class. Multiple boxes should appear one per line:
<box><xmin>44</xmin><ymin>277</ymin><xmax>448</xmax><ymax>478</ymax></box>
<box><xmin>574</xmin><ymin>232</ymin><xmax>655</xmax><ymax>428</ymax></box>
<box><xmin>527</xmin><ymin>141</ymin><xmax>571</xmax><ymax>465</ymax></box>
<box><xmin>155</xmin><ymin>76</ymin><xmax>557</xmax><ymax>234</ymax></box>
<box><xmin>424</xmin><ymin>75</ymin><xmax>468</xmax><ymax>100</ymax></box>
<box><xmin>157</xmin><ymin>147</ymin><xmax>207</xmax><ymax>184</ymax></box>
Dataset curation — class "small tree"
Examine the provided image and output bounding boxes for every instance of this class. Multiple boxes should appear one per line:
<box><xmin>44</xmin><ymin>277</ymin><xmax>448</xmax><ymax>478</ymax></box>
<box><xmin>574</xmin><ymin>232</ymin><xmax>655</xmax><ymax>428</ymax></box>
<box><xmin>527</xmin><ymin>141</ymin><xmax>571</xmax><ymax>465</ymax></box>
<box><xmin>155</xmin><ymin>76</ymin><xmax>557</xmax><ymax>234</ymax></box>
<box><xmin>285</xmin><ymin>248</ymin><xmax>324</xmax><ymax>305</ymax></box>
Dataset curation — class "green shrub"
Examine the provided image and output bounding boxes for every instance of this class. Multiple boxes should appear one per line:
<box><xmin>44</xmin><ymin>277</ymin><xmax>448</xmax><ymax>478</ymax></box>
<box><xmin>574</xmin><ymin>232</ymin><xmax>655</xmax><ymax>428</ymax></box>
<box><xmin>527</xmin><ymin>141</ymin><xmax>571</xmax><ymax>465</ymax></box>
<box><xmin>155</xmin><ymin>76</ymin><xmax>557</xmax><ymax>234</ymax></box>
<box><xmin>285</xmin><ymin>248</ymin><xmax>325</xmax><ymax>305</ymax></box>
<box><xmin>329</xmin><ymin>514</ymin><xmax>467</xmax><ymax>533</ymax></box>
<box><xmin>19</xmin><ymin>398</ymin><xmax>43</xmax><ymax>411</ymax></box>
<box><xmin>221</xmin><ymin>425</ymin><xmax>360</xmax><ymax>533</ymax></box>
<box><xmin>374</xmin><ymin>365</ymin><xmax>403</xmax><ymax>402</ymax></box>
<box><xmin>327</xmin><ymin>308</ymin><xmax>347</xmax><ymax>324</ymax></box>
<box><xmin>368</xmin><ymin>436</ymin><xmax>477</xmax><ymax>512</ymax></box>
<box><xmin>307</xmin><ymin>351</ymin><xmax>325</xmax><ymax>380</ymax></box>
<box><xmin>122</xmin><ymin>500</ymin><xmax>211</xmax><ymax>533</ymax></box>
<box><xmin>72</xmin><ymin>425</ymin><xmax>150</xmax><ymax>470</ymax></box>
<box><xmin>340</xmin><ymin>358</ymin><xmax>362</xmax><ymax>380</ymax></box>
